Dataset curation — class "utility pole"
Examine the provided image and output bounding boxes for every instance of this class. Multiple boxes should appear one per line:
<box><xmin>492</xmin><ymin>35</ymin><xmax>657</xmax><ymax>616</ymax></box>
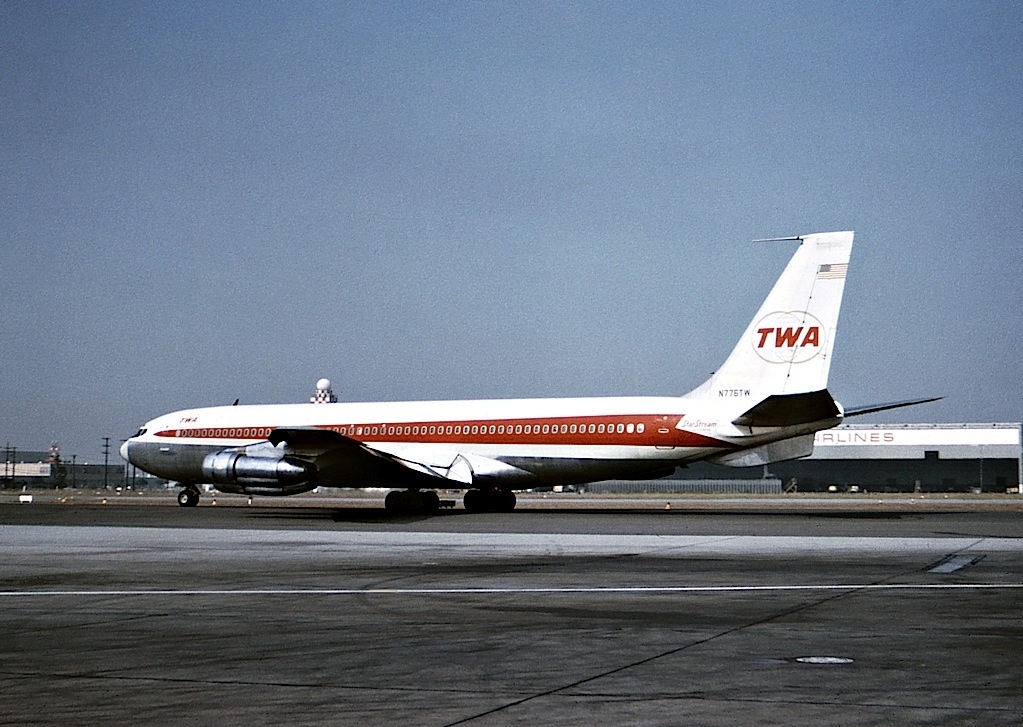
<box><xmin>102</xmin><ymin>437</ymin><xmax>110</xmax><ymax>490</ymax></box>
<box><xmin>72</xmin><ymin>454</ymin><xmax>77</xmax><ymax>488</ymax></box>
<box><xmin>122</xmin><ymin>441</ymin><xmax>130</xmax><ymax>492</ymax></box>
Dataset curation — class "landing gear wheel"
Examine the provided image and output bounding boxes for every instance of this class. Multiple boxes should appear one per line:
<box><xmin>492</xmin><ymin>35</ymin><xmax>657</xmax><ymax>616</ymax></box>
<box><xmin>463</xmin><ymin>488</ymin><xmax>484</xmax><ymax>513</ymax></box>
<box><xmin>177</xmin><ymin>487</ymin><xmax>200</xmax><ymax>507</ymax></box>
<box><xmin>385</xmin><ymin>489</ymin><xmax>440</xmax><ymax>514</ymax></box>
<box><xmin>463</xmin><ymin>488</ymin><xmax>516</xmax><ymax>513</ymax></box>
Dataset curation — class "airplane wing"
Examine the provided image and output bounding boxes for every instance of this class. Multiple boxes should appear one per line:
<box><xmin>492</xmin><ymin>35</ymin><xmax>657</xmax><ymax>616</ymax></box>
<box><xmin>268</xmin><ymin>427</ymin><xmax>447</xmax><ymax>489</ymax></box>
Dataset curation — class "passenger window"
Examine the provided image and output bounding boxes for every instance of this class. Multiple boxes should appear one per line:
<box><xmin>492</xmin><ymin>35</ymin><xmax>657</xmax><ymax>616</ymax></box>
<box><xmin>598</xmin><ymin>424</ymin><xmax>605</xmax><ymax>434</ymax></box>
<box><xmin>626</xmin><ymin>423</ymin><xmax>634</xmax><ymax>434</ymax></box>
<box><xmin>637</xmin><ymin>423</ymin><xmax>645</xmax><ymax>433</ymax></box>
<box><xmin>515</xmin><ymin>425</ymin><xmax>522</xmax><ymax>434</ymax></box>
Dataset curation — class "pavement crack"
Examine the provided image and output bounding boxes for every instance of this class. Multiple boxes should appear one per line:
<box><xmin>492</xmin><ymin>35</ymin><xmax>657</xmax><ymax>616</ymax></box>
<box><xmin>0</xmin><ymin>669</ymin><xmax>497</xmax><ymax>695</ymax></box>
<box><xmin>439</xmin><ymin>583</ymin><xmax>874</xmax><ymax>727</ymax></box>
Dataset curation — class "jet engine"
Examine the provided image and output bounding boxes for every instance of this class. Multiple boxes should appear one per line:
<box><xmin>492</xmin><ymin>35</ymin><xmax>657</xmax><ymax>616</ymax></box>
<box><xmin>201</xmin><ymin>448</ymin><xmax>316</xmax><ymax>496</ymax></box>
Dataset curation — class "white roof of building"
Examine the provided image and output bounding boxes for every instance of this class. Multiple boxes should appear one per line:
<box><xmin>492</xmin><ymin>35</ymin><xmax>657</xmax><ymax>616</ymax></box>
<box><xmin>811</xmin><ymin>423</ymin><xmax>1021</xmax><ymax>459</ymax></box>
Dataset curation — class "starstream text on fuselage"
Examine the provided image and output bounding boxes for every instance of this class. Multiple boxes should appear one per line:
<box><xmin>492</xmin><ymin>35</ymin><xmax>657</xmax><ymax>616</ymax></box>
<box><xmin>121</xmin><ymin>231</ymin><xmax>936</xmax><ymax>512</ymax></box>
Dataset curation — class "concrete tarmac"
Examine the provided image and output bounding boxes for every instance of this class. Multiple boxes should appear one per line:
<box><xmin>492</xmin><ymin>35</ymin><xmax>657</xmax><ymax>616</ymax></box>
<box><xmin>2</xmin><ymin>495</ymin><xmax>1022</xmax><ymax>726</ymax></box>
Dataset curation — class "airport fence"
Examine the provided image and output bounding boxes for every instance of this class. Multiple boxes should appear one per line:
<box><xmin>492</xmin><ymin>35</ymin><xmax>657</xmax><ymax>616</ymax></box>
<box><xmin>585</xmin><ymin>478</ymin><xmax>783</xmax><ymax>495</ymax></box>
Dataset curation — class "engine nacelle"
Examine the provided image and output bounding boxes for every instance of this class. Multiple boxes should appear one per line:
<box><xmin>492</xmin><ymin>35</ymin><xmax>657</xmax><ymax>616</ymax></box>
<box><xmin>211</xmin><ymin>482</ymin><xmax>317</xmax><ymax>496</ymax></box>
<box><xmin>202</xmin><ymin>450</ymin><xmax>315</xmax><ymax>496</ymax></box>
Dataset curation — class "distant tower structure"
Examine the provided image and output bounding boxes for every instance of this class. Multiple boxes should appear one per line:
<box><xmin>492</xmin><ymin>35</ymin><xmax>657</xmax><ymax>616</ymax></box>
<box><xmin>310</xmin><ymin>378</ymin><xmax>338</xmax><ymax>404</ymax></box>
<box><xmin>48</xmin><ymin>442</ymin><xmax>67</xmax><ymax>487</ymax></box>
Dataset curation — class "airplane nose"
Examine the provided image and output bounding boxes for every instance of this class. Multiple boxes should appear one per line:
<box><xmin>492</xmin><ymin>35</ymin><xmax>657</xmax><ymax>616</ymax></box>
<box><xmin>119</xmin><ymin>440</ymin><xmax>131</xmax><ymax>463</ymax></box>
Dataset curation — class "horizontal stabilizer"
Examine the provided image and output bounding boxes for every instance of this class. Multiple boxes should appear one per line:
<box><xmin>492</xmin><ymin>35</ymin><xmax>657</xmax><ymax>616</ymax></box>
<box><xmin>733</xmin><ymin>389</ymin><xmax>841</xmax><ymax>427</ymax></box>
<box><xmin>843</xmin><ymin>396</ymin><xmax>942</xmax><ymax>418</ymax></box>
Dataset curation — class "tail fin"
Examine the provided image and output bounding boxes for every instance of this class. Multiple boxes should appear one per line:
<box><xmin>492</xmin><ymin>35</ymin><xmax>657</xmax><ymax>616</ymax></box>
<box><xmin>687</xmin><ymin>231</ymin><xmax>854</xmax><ymax>406</ymax></box>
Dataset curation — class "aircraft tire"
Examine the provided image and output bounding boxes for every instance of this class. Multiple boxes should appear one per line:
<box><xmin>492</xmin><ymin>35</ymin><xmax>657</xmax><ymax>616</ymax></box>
<box><xmin>422</xmin><ymin>490</ymin><xmax>440</xmax><ymax>513</ymax></box>
<box><xmin>384</xmin><ymin>490</ymin><xmax>405</xmax><ymax>512</ymax></box>
<box><xmin>463</xmin><ymin>488</ymin><xmax>516</xmax><ymax>513</ymax></box>
<box><xmin>177</xmin><ymin>487</ymin><xmax>200</xmax><ymax>507</ymax></box>
<box><xmin>463</xmin><ymin>489</ymin><xmax>483</xmax><ymax>512</ymax></box>
<box><xmin>386</xmin><ymin>489</ymin><xmax>440</xmax><ymax>514</ymax></box>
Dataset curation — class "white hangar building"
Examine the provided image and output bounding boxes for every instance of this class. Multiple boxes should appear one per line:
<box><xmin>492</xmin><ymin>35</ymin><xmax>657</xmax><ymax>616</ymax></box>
<box><xmin>679</xmin><ymin>423</ymin><xmax>1022</xmax><ymax>493</ymax></box>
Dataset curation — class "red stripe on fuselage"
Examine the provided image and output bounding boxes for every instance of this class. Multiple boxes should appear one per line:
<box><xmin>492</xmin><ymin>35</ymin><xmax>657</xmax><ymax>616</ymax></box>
<box><xmin>154</xmin><ymin>414</ymin><xmax>730</xmax><ymax>448</ymax></box>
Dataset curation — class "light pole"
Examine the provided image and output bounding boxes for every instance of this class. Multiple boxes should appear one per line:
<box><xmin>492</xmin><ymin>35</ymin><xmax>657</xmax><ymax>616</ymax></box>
<box><xmin>102</xmin><ymin>437</ymin><xmax>110</xmax><ymax>490</ymax></box>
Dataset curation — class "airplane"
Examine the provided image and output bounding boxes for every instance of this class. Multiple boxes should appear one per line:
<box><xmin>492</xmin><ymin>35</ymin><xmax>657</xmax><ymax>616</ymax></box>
<box><xmin>120</xmin><ymin>231</ymin><xmax>937</xmax><ymax>512</ymax></box>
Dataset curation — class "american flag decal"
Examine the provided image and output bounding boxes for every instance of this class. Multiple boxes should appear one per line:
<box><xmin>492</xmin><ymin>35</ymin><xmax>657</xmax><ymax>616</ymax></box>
<box><xmin>817</xmin><ymin>263</ymin><xmax>848</xmax><ymax>279</ymax></box>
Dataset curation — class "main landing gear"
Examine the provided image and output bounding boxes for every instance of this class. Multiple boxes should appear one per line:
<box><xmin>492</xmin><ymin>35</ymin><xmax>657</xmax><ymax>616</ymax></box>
<box><xmin>384</xmin><ymin>489</ymin><xmax>440</xmax><ymax>514</ymax></box>
<box><xmin>177</xmin><ymin>485</ymin><xmax>200</xmax><ymax>507</ymax></box>
<box><xmin>463</xmin><ymin>487</ymin><xmax>516</xmax><ymax>513</ymax></box>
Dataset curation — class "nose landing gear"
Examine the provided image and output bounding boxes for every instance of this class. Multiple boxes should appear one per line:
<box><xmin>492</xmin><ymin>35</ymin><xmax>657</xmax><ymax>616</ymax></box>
<box><xmin>176</xmin><ymin>486</ymin><xmax>201</xmax><ymax>507</ymax></box>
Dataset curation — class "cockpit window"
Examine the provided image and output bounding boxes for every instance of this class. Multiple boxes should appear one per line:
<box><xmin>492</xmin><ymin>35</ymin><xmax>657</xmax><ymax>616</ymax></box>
<box><xmin>134</xmin><ymin>428</ymin><xmax>147</xmax><ymax>438</ymax></box>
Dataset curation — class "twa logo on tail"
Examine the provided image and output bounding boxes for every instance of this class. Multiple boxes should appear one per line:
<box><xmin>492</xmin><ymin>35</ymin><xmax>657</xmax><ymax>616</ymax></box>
<box><xmin>752</xmin><ymin>311</ymin><xmax>826</xmax><ymax>364</ymax></box>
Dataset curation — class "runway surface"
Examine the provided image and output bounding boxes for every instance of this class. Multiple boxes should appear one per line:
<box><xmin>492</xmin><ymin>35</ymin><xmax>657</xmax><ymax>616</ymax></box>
<box><xmin>2</xmin><ymin>495</ymin><xmax>1022</xmax><ymax>725</ymax></box>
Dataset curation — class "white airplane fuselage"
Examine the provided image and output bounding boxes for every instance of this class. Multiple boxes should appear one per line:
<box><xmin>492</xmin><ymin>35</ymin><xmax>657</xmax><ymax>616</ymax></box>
<box><xmin>121</xmin><ymin>231</ymin><xmax>856</xmax><ymax>510</ymax></box>
<box><xmin>123</xmin><ymin>394</ymin><xmax>837</xmax><ymax>489</ymax></box>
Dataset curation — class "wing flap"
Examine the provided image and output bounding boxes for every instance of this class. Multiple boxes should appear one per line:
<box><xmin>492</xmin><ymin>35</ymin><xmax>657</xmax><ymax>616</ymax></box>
<box><xmin>708</xmin><ymin>434</ymin><xmax>816</xmax><ymax>467</ymax></box>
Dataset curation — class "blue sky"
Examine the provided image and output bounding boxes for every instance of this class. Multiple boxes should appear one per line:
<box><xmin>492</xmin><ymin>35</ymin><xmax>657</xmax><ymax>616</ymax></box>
<box><xmin>2</xmin><ymin>2</ymin><xmax>1021</xmax><ymax>461</ymax></box>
